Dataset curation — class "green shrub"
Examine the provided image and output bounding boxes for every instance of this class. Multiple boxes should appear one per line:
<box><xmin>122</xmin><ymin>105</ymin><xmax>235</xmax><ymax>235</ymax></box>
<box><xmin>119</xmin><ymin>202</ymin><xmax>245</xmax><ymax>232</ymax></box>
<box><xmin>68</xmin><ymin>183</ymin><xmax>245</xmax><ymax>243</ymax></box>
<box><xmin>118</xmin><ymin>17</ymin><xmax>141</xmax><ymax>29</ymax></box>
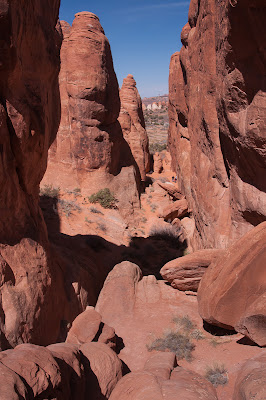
<box><xmin>40</xmin><ymin>184</ymin><xmax>60</xmax><ymax>198</ymax></box>
<box><xmin>205</xmin><ymin>364</ymin><xmax>228</xmax><ymax>387</ymax></box>
<box><xmin>147</xmin><ymin>331</ymin><xmax>195</xmax><ymax>362</ymax></box>
<box><xmin>88</xmin><ymin>188</ymin><xmax>117</xmax><ymax>209</ymax></box>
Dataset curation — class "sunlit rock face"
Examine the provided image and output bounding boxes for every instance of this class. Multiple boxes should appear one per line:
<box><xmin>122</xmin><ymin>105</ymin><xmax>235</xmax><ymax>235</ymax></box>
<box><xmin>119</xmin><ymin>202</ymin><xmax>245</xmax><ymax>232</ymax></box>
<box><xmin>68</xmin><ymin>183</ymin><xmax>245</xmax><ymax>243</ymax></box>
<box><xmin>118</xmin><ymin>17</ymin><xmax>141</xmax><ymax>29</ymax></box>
<box><xmin>119</xmin><ymin>74</ymin><xmax>150</xmax><ymax>182</ymax></box>
<box><xmin>42</xmin><ymin>12</ymin><xmax>140</xmax><ymax>219</ymax></box>
<box><xmin>168</xmin><ymin>0</ymin><xmax>266</xmax><ymax>249</ymax></box>
<box><xmin>0</xmin><ymin>0</ymin><xmax>64</xmax><ymax>348</ymax></box>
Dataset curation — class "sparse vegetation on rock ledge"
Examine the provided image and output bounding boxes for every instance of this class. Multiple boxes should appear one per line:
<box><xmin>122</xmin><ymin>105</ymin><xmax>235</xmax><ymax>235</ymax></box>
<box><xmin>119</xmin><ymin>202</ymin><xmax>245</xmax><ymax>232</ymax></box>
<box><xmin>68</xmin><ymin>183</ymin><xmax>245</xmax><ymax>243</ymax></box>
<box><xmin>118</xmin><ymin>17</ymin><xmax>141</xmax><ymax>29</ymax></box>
<box><xmin>88</xmin><ymin>188</ymin><xmax>117</xmax><ymax>209</ymax></box>
<box><xmin>205</xmin><ymin>364</ymin><xmax>228</xmax><ymax>387</ymax></box>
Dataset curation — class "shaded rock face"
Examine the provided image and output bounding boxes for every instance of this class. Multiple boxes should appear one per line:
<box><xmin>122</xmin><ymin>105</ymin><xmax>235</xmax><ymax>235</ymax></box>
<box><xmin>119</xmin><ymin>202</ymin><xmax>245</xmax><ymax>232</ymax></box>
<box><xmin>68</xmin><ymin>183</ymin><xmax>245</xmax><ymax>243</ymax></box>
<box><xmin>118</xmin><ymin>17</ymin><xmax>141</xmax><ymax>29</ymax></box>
<box><xmin>42</xmin><ymin>13</ymin><xmax>140</xmax><ymax>217</ymax></box>
<box><xmin>0</xmin><ymin>342</ymin><xmax>123</xmax><ymax>399</ymax></box>
<box><xmin>168</xmin><ymin>0</ymin><xmax>266</xmax><ymax>249</ymax></box>
<box><xmin>0</xmin><ymin>0</ymin><xmax>64</xmax><ymax>349</ymax></box>
<box><xmin>198</xmin><ymin>222</ymin><xmax>266</xmax><ymax>346</ymax></box>
<box><xmin>119</xmin><ymin>74</ymin><xmax>150</xmax><ymax>182</ymax></box>
<box><xmin>233</xmin><ymin>352</ymin><xmax>266</xmax><ymax>400</ymax></box>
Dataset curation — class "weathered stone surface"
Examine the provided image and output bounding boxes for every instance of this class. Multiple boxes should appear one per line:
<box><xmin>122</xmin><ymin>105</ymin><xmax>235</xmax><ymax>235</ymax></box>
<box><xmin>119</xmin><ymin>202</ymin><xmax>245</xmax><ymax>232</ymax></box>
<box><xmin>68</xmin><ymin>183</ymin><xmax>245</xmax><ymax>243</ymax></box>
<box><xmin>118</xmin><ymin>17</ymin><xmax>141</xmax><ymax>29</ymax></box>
<box><xmin>96</xmin><ymin>262</ymin><xmax>202</xmax><ymax>371</ymax></box>
<box><xmin>80</xmin><ymin>342</ymin><xmax>123</xmax><ymax>399</ymax></box>
<box><xmin>96</xmin><ymin>262</ymin><xmax>142</xmax><ymax>327</ymax></box>
<box><xmin>0</xmin><ymin>344</ymin><xmax>61</xmax><ymax>398</ymax></box>
<box><xmin>160</xmin><ymin>249</ymin><xmax>224</xmax><ymax>291</ymax></box>
<box><xmin>157</xmin><ymin>181</ymin><xmax>183</xmax><ymax>200</ymax></box>
<box><xmin>109</xmin><ymin>360</ymin><xmax>218</xmax><ymax>400</ymax></box>
<box><xmin>168</xmin><ymin>0</ymin><xmax>266</xmax><ymax>250</ymax></box>
<box><xmin>0</xmin><ymin>0</ymin><xmax>64</xmax><ymax>349</ymax></box>
<box><xmin>119</xmin><ymin>74</ymin><xmax>150</xmax><ymax>181</ymax></box>
<box><xmin>158</xmin><ymin>198</ymin><xmax>188</xmax><ymax>221</ymax></box>
<box><xmin>233</xmin><ymin>352</ymin><xmax>266</xmax><ymax>400</ymax></box>
<box><xmin>198</xmin><ymin>222</ymin><xmax>266</xmax><ymax>345</ymax></box>
<box><xmin>0</xmin><ymin>362</ymin><xmax>29</xmax><ymax>400</ymax></box>
<box><xmin>47</xmin><ymin>342</ymin><xmax>85</xmax><ymax>400</ymax></box>
<box><xmin>66</xmin><ymin>307</ymin><xmax>102</xmax><ymax>345</ymax></box>
<box><xmin>42</xmin><ymin>13</ymin><xmax>140</xmax><ymax>219</ymax></box>
<box><xmin>169</xmin><ymin>367</ymin><xmax>218</xmax><ymax>399</ymax></box>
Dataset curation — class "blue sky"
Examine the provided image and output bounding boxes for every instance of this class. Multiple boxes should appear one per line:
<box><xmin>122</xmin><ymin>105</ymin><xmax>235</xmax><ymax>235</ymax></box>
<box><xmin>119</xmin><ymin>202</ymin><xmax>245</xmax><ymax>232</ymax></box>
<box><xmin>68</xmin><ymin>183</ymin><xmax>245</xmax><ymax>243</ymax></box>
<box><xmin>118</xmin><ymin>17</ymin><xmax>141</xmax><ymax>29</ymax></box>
<box><xmin>59</xmin><ymin>1</ymin><xmax>190</xmax><ymax>97</ymax></box>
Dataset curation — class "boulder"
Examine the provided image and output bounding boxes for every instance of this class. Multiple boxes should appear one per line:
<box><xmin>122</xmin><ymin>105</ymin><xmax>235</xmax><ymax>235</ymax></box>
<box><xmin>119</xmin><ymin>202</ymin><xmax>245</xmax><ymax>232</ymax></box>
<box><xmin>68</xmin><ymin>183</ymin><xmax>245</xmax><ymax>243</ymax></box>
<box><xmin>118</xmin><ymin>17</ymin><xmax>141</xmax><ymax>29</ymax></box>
<box><xmin>160</xmin><ymin>249</ymin><xmax>224</xmax><ymax>291</ymax></box>
<box><xmin>47</xmin><ymin>342</ymin><xmax>85</xmax><ymax>400</ymax></box>
<box><xmin>96</xmin><ymin>262</ymin><xmax>202</xmax><ymax>371</ymax></box>
<box><xmin>157</xmin><ymin>181</ymin><xmax>183</xmax><ymax>200</ymax></box>
<box><xmin>66</xmin><ymin>307</ymin><xmax>102</xmax><ymax>345</ymax></box>
<box><xmin>233</xmin><ymin>352</ymin><xmax>266</xmax><ymax>400</ymax></box>
<box><xmin>0</xmin><ymin>344</ymin><xmax>61</xmax><ymax>398</ymax></box>
<box><xmin>119</xmin><ymin>74</ymin><xmax>150</xmax><ymax>181</ymax></box>
<box><xmin>158</xmin><ymin>198</ymin><xmax>188</xmax><ymax>221</ymax></box>
<box><xmin>0</xmin><ymin>362</ymin><xmax>29</xmax><ymax>400</ymax></box>
<box><xmin>168</xmin><ymin>0</ymin><xmax>266</xmax><ymax>249</ymax></box>
<box><xmin>109</xmin><ymin>358</ymin><xmax>218</xmax><ymax>400</ymax></box>
<box><xmin>80</xmin><ymin>342</ymin><xmax>123</xmax><ymax>399</ymax></box>
<box><xmin>198</xmin><ymin>222</ymin><xmax>266</xmax><ymax>345</ymax></box>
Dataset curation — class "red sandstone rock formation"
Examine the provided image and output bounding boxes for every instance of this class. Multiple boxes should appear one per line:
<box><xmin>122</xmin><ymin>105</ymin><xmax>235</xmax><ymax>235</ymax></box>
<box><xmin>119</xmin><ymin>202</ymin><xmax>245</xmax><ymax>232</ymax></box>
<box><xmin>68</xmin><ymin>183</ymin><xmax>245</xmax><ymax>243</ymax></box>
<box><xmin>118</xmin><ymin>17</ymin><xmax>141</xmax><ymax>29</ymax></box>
<box><xmin>119</xmin><ymin>74</ymin><xmax>150</xmax><ymax>181</ymax></box>
<box><xmin>0</xmin><ymin>341</ymin><xmax>123</xmax><ymax>399</ymax></box>
<box><xmin>233</xmin><ymin>352</ymin><xmax>266</xmax><ymax>400</ymax></box>
<box><xmin>160</xmin><ymin>249</ymin><xmax>224</xmax><ymax>291</ymax></box>
<box><xmin>198</xmin><ymin>222</ymin><xmax>266</xmax><ymax>346</ymax></box>
<box><xmin>0</xmin><ymin>0</ymin><xmax>65</xmax><ymax>349</ymax></box>
<box><xmin>168</xmin><ymin>0</ymin><xmax>266</xmax><ymax>249</ymax></box>
<box><xmin>109</xmin><ymin>355</ymin><xmax>218</xmax><ymax>400</ymax></box>
<box><xmin>42</xmin><ymin>13</ymin><xmax>140</xmax><ymax>217</ymax></box>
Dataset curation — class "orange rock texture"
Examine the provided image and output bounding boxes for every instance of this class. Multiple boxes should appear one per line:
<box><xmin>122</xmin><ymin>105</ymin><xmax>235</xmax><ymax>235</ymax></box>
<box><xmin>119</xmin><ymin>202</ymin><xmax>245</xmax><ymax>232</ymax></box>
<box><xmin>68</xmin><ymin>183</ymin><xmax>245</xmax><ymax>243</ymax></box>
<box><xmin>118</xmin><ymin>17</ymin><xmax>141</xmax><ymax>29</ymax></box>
<box><xmin>119</xmin><ymin>74</ymin><xmax>150</xmax><ymax>182</ymax></box>
<box><xmin>0</xmin><ymin>0</ymin><xmax>65</xmax><ymax>349</ymax></box>
<box><xmin>198</xmin><ymin>222</ymin><xmax>266</xmax><ymax>346</ymax></box>
<box><xmin>42</xmin><ymin>12</ymin><xmax>140</xmax><ymax>218</ymax></box>
<box><xmin>168</xmin><ymin>0</ymin><xmax>266</xmax><ymax>250</ymax></box>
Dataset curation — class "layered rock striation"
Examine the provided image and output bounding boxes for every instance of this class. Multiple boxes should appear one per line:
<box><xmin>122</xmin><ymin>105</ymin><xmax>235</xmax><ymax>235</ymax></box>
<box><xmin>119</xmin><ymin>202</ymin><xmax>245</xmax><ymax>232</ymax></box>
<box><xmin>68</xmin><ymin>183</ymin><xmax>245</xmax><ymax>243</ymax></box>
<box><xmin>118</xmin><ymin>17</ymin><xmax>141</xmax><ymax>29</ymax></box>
<box><xmin>42</xmin><ymin>13</ymin><xmax>140</xmax><ymax>216</ymax></box>
<box><xmin>119</xmin><ymin>74</ymin><xmax>150</xmax><ymax>182</ymax></box>
<box><xmin>168</xmin><ymin>0</ymin><xmax>266</xmax><ymax>249</ymax></box>
<box><xmin>0</xmin><ymin>0</ymin><xmax>65</xmax><ymax>349</ymax></box>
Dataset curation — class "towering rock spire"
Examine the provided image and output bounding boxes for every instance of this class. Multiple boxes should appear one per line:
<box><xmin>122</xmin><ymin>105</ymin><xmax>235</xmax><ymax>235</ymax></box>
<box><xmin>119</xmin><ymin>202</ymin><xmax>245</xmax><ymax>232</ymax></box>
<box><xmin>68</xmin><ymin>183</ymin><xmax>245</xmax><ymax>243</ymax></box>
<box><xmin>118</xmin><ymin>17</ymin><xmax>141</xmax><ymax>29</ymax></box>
<box><xmin>119</xmin><ymin>74</ymin><xmax>150</xmax><ymax>182</ymax></box>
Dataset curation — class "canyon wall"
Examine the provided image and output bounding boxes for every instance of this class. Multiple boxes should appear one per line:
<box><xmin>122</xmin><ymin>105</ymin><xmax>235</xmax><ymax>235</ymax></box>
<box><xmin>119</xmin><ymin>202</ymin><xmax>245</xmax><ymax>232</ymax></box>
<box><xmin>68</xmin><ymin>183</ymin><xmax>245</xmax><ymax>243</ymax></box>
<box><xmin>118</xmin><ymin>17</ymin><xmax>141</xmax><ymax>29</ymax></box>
<box><xmin>0</xmin><ymin>0</ymin><xmax>65</xmax><ymax>348</ymax></box>
<box><xmin>168</xmin><ymin>0</ymin><xmax>266</xmax><ymax>249</ymax></box>
<box><xmin>42</xmin><ymin>12</ymin><xmax>140</xmax><ymax>217</ymax></box>
<box><xmin>119</xmin><ymin>74</ymin><xmax>150</xmax><ymax>182</ymax></box>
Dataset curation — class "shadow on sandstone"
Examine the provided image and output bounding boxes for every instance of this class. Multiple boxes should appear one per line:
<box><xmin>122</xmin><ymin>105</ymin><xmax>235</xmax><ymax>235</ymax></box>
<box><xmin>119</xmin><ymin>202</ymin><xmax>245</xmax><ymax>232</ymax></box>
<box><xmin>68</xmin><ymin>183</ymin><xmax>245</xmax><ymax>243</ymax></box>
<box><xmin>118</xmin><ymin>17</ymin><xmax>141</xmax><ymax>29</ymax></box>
<box><xmin>40</xmin><ymin>194</ymin><xmax>187</xmax><ymax>337</ymax></box>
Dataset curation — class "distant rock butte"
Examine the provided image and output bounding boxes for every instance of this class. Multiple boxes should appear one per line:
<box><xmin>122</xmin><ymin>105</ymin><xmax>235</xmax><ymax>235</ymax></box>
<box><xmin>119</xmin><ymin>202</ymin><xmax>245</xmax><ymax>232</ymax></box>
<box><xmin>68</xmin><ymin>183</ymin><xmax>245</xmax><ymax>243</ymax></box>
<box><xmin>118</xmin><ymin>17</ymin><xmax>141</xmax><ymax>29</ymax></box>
<box><xmin>168</xmin><ymin>0</ymin><xmax>266</xmax><ymax>250</ymax></box>
<box><xmin>119</xmin><ymin>74</ymin><xmax>150</xmax><ymax>182</ymax></box>
<box><xmin>42</xmin><ymin>13</ymin><xmax>140</xmax><ymax>219</ymax></box>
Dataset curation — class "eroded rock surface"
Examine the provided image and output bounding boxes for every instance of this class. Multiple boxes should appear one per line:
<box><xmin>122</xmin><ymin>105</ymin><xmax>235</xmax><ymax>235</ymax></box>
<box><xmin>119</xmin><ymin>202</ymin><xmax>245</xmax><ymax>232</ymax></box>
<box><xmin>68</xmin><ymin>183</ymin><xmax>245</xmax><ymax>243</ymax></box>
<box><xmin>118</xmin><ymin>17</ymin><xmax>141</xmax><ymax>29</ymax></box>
<box><xmin>233</xmin><ymin>352</ymin><xmax>266</xmax><ymax>400</ymax></box>
<box><xmin>0</xmin><ymin>341</ymin><xmax>123</xmax><ymax>399</ymax></box>
<box><xmin>168</xmin><ymin>0</ymin><xmax>266</xmax><ymax>250</ymax></box>
<box><xmin>160</xmin><ymin>249</ymin><xmax>224</xmax><ymax>291</ymax></box>
<box><xmin>119</xmin><ymin>74</ymin><xmax>150</xmax><ymax>182</ymax></box>
<box><xmin>198</xmin><ymin>222</ymin><xmax>266</xmax><ymax>346</ymax></box>
<box><xmin>109</xmin><ymin>353</ymin><xmax>218</xmax><ymax>400</ymax></box>
<box><xmin>0</xmin><ymin>0</ymin><xmax>64</xmax><ymax>349</ymax></box>
<box><xmin>42</xmin><ymin>12</ymin><xmax>140</xmax><ymax>219</ymax></box>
